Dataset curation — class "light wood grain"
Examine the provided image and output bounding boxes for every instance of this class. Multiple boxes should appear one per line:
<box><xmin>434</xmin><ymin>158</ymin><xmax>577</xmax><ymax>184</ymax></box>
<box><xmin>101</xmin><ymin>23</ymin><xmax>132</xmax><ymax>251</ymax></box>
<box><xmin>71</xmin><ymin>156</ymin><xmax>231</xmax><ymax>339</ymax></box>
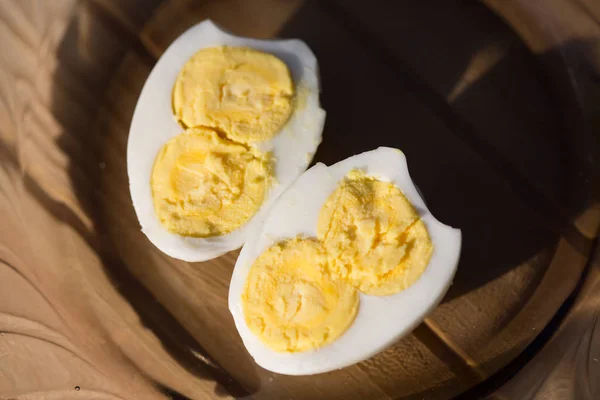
<box><xmin>0</xmin><ymin>1</ymin><xmax>225</xmax><ymax>398</ymax></box>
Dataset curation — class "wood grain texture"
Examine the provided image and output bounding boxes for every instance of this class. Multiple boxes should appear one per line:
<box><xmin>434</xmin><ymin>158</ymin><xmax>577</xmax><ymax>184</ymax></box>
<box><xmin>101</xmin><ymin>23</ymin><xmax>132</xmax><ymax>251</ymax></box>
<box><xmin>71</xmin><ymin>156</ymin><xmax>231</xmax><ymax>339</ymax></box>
<box><xmin>0</xmin><ymin>0</ymin><xmax>598</xmax><ymax>399</ymax></box>
<box><xmin>490</xmin><ymin>247</ymin><xmax>600</xmax><ymax>399</ymax></box>
<box><xmin>0</xmin><ymin>1</ymin><xmax>225</xmax><ymax>399</ymax></box>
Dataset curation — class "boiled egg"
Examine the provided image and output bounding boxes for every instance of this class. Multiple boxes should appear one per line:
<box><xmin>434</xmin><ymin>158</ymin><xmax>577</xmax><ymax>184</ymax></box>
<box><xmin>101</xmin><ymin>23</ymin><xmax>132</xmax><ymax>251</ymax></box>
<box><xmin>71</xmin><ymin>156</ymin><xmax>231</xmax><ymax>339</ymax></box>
<box><xmin>127</xmin><ymin>21</ymin><xmax>325</xmax><ymax>261</ymax></box>
<box><xmin>228</xmin><ymin>147</ymin><xmax>461</xmax><ymax>375</ymax></box>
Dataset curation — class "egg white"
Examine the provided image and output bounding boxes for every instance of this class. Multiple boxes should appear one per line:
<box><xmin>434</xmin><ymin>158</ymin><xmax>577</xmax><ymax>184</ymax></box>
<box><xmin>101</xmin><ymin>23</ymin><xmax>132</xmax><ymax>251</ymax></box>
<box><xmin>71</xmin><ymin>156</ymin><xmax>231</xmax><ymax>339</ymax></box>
<box><xmin>127</xmin><ymin>20</ymin><xmax>325</xmax><ymax>261</ymax></box>
<box><xmin>228</xmin><ymin>147</ymin><xmax>462</xmax><ymax>375</ymax></box>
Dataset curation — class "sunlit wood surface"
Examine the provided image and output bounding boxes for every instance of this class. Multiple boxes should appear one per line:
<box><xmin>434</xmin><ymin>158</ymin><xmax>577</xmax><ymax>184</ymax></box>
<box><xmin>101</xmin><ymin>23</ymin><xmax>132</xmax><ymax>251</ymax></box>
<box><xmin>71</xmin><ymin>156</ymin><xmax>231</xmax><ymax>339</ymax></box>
<box><xmin>0</xmin><ymin>1</ymin><xmax>599</xmax><ymax>399</ymax></box>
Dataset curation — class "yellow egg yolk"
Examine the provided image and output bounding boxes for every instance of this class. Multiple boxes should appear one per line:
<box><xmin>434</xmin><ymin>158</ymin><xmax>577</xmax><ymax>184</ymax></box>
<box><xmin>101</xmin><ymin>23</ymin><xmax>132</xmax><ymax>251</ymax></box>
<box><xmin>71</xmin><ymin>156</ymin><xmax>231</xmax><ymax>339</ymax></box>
<box><xmin>317</xmin><ymin>170</ymin><xmax>433</xmax><ymax>296</ymax></box>
<box><xmin>151</xmin><ymin>126</ymin><xmax>272</xmax><ymax>237</ymax></box>
<box><xmin>242</xmin><ymin>238</ymin><xmax>359</xmax><ymax>352</ymax></box>
<box><xmin>173</xmin><ymin>46</ymin><xmax>294</xmax><ymax>144</ymax></box>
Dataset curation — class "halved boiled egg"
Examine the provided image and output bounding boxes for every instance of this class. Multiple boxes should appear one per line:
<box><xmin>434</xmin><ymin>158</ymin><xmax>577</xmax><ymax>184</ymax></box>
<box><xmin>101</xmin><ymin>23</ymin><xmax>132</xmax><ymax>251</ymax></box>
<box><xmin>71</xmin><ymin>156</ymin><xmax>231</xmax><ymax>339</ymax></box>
<box><xmin>128</xmin><ymin>20</ymin><xmax>325</xmax><ymax>261</ymax></box>
<box><xmin>228</xmin><ymin>147</ymin><xmax>461</xmax><ymax>375</ymax></box>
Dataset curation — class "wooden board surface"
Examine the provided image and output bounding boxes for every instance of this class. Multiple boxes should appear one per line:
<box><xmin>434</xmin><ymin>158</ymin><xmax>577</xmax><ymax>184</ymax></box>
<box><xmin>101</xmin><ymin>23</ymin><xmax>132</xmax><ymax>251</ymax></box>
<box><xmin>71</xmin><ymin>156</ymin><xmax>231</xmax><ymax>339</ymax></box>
<box><xmin>0</xmin><ymin>0</ymin><xmax>598</xmax><ymax>399</ymax></box>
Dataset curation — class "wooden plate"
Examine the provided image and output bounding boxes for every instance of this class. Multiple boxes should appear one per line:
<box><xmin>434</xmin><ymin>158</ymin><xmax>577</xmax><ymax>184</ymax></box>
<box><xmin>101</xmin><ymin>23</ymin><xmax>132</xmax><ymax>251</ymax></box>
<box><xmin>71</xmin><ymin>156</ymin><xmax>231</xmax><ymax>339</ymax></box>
<box><xmin>0</xmin><ymin>0</ymin><xmax>598</xmax><ymax>399</ymax></box>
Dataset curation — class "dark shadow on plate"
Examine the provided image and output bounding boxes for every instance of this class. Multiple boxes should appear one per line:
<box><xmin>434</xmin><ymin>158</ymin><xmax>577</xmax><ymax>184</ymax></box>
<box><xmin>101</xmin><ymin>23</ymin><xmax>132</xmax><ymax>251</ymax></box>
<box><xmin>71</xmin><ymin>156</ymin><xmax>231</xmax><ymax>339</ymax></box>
<box><xmin>278</xmin><ymin>0</ymin><xmax>592</xmax><ymax>305</ymax></box>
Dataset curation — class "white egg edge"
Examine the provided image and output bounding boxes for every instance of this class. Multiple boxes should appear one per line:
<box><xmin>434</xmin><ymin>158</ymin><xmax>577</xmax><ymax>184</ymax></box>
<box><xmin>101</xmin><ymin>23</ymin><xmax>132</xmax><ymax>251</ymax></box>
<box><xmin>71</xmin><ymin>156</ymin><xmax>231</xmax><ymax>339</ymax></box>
<box><xmin>228</xmin><ymin>147</ymin><xmax>462</xmax><ymax>375</ymax></box>
<box><xmin>127</xmin><ymin>20</ymin><xmax>326</xmax><ymax>262</ymax></box>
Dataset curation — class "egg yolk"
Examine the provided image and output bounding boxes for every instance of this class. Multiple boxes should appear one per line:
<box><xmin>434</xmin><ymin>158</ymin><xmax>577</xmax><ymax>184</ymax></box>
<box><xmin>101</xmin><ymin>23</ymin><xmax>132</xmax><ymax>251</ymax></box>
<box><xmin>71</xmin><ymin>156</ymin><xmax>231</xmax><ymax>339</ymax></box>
<box><xmin>173</xmin><ymin>46</ymin><xmax>294</xmax><ymax>144</ymax></box>
<box><xmin>151</xmin><ymin>126</ymin><xmax>272</xmax><ymax>237</ymax></box>
<box><xmin>242</xmin><ymin>238</ymin><xmax>359</xmax><ymax>352</ymax></box>
<box><xmin>317</xmin><ymin>170</ymin><xmax>433</xmax><ymax>296</ymax></box>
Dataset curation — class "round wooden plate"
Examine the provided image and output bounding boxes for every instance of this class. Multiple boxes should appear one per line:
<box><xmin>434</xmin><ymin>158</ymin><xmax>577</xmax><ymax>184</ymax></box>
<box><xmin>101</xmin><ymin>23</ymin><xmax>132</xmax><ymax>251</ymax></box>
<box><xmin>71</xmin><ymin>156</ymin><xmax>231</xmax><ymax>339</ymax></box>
<box><xmin>0</xmin><ymin>0</ymin><xmax>598</xmax><ymax>399</ymax></box>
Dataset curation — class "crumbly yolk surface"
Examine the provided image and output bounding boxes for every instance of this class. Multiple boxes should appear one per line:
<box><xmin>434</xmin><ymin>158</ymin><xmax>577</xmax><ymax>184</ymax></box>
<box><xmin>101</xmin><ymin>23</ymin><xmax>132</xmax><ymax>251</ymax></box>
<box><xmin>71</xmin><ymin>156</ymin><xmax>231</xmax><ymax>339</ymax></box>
<box><xmin>173</xmin><ymin>46</ymin><xmax>294</xmax><ymax>144</ymax></box>
<box><xmin>317</xmin><ymin>170</ymin><xmax>433</xmax><ymax>296</ymax></box>
<box><xmin>151</xmin><ymin>126</ymin><xmax>272</xmax><ymax>237</ymax></box>
<box><xmin>242</xmin><ymin>238</ymin><xmax>359</xmax><ymax>352</ymax></box>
